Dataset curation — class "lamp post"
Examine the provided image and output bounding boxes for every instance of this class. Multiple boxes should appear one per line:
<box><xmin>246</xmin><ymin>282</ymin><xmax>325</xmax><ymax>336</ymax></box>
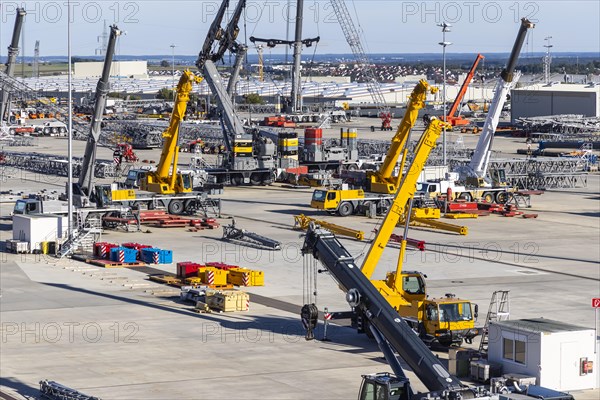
<box><xmin>170</xmin><ymin>43</ymin><xmax>176</xmax><ymax>98</ymax></box>
<box><xmin>543</xmin><ymin>36</ymin><xmax>553</xmax><ymax>84</ymax></box>
<box><xmin>67</xmin><ymin>0</ymin><xmax>73</xmax><ymax>240</ymax></box>
<box><xmin>438</xmin><ymin>22</ymin><xmax>452</xmax><ymax>165</ymax></box>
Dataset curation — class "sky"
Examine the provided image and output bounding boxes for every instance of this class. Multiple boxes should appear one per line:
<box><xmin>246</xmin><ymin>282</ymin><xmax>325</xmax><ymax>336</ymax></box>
<box><xmin>0</xmin><ymin>0</ymin><xmax>599</xmax><ymax>58</ymax></box>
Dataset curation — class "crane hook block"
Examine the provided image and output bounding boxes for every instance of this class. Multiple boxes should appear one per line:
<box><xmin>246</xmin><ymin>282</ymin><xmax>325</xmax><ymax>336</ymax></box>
<box><xmin>301</xmin><ymin>303</ymin><xmax>319</xmax><ymax>341</ymax></box>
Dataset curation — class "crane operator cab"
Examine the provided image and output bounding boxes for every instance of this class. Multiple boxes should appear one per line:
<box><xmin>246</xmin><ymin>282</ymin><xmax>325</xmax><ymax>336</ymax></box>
<box><xmin>423</xmin><ymin>297</ymin><xmax>479</xmax><ymax>346</ymax></box>
<box><xmin>359</xmin><ymin>373</ymin><xmax>410</xmax><ymax>400</ymax></box>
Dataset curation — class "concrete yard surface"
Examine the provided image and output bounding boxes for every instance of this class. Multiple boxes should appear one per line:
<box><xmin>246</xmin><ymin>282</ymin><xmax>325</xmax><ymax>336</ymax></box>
<box><xmin>1</xmin><ymin>132</ymin><xmax>599</xmax><ymax>399</ymax></box>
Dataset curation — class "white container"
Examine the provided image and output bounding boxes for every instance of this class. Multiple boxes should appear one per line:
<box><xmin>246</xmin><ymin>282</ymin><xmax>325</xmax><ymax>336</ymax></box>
<box><xmin>12</xmin><ymin>214</ymin><xmax>67</xmax><ymax>251</ymax></box>
<box><xmin>488</xmin><ymin>318</ymin><xmax>597</xmax><ymax>392</ymax></box>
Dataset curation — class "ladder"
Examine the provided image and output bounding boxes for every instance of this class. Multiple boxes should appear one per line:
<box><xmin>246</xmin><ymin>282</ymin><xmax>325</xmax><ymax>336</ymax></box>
<box><xmin>479</xmin><ymin>290</ymin><xmax>510</xmax><ymax>354</ymax></box>
<box><xmin>58</xmin><ymin>212</ymin><xmax>102</xmax><ymax>258</ymax></box>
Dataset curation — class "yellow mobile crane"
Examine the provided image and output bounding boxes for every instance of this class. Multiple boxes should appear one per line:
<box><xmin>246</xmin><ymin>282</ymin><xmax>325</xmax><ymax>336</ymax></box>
<box><xmin>359</xmin><ymin>118</ymin><xmax>479</xmax><ymax>346</ymax></box>
<box><xmin>141</xmin><ymin>70</ymin><xmax>203</xmax><ymax>195</ymax></box>
<box><xmin>310</xmin><ymin>80</ymin><xmax>437</xmax><ymax>216</ymax></box>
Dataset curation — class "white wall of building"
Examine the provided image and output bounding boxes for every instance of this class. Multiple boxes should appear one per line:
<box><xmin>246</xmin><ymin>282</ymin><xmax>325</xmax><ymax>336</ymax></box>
<box><xmin>511</xmin><ymin>84</ymin><xmax>600</xmax><ymax>122</ymax></box>
<box><xmin>488</xmin><ymin>321</ymin><xmax>597</xmax><ymax>392</ymax></box>
<box><xmin>74</xmin><ymin>61</ymin><xmax>148</xmax><ymax>79</ymax></box>
<box><xmin>305</xmin><ymin>76</ymin><xmax>351</xmax><ymax>83</ymax></box>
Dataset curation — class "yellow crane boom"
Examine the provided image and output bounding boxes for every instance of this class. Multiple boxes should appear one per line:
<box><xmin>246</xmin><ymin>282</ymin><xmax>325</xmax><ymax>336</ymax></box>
<box><xmin>367</xmin><ymin>80</ymin><xmax>438</xmax><ymax>194</ymax></box>
<box><xmin>143</xmin><ymin>70</ymin><xmax>203</xmax><ymax>194</ymax></box>
<box><xmin>361</xmin><ymin>118</ymin><xmax>451</xmax><ymax>289</ymax></box>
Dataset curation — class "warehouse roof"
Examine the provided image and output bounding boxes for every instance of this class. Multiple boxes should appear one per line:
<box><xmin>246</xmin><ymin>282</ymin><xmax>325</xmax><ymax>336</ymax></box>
<box><xmin>513</xmin><ymin>83</ymin><xmax>600</xmax><ymax>92</ymax></box>
<box><xmin>491</xmin><ymin>318</ymin><xmax>592</xmax><ymax>333</ymax></box>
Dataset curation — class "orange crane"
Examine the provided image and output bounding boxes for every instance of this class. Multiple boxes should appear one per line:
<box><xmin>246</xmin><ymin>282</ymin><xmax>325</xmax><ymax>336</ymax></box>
<box><xmin>443</xmin><ymin>53</ymin><xmax>484</xmax><ymax>127</ymax></box>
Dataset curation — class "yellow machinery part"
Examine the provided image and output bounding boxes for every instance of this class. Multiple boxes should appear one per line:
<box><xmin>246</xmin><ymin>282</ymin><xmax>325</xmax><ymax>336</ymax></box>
<box><xmin>366</xmin><ymin>80</ymin><xmax>438</xmax><ymax>194</ymax></box>
<box><xmin>279</xmin><ymin>138</ymin><xmax>299</xmax><ymax>147</ymax></box>
<box><xmin>411</xmin><ymin>207</ymin><xmax>440</xmax><ymax>219</ymax></box>
<box><xmin>111</xmin><ymin>189</ymin><xmax>136</xmax><ymax>201</ymax></box>
<box><xmin>411</xmin><ymin>217</ymin><xmax>468</xmax><ymax>235</ymax></box>
<box><xmin>444</xmin><ymin>213</ymin><xmax>478</xmax><ymax>219</ymax></box>
<box><xmin>294</xmin><ymin>214</ymin><xmax>364</xmax><ymax>241</ymax></box>
<box><xmin>233</xmin><ymin>146</ymin><xmax>253</xmax><ymax>154</ymax></box>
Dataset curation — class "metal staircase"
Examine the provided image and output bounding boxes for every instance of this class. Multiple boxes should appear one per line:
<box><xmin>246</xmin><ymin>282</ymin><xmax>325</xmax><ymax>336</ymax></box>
<box><xmin>479</xmin><ymin>290</ymin><xmax>510</xmax><ymax>354</ymax></box>
<box><xmin>58</xmin><ymin>212</ymin><xmax>102</xmax><ymax>258</ymax></box>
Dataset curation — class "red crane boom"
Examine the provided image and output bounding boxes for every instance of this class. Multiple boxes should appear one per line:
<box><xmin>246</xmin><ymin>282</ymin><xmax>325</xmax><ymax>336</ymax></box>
<box><xmin>444</xmin><ymin>53</ymin><xmax>484</xmax><ymax>126</ymax></box>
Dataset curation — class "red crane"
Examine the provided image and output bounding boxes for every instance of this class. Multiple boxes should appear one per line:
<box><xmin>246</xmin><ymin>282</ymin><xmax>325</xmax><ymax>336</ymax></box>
<box><xmin>444</xmin><ymin>53</ymin><xmax>484</xmax><ymax>127</ymax></box>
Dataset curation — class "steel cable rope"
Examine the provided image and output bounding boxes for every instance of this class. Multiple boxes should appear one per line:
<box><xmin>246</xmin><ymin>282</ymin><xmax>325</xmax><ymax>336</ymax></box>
<box><xmin>248</xmin><ymin>0</ymin><xmax>267</xmax><ymax>38</ymax></box>
<box><xmin>302</xmin><ymin>0</ymin><xmax>321</xmax><ymax>86</ymax></box>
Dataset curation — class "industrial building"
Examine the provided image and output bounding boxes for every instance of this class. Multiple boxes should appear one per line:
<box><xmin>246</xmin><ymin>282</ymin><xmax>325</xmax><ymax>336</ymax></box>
<box><xmin>73</xmin><ymin>60</ymin><xmax>148</xmax><ymax>79</ymax></box>
<box><xmin>511</xmin><ymin>83</ymin><xmax>600</xmax><ymax>122</ymax></box>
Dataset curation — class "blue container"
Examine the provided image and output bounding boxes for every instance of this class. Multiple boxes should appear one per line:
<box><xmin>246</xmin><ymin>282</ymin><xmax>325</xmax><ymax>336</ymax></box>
<box><xmin>110</xmin><ymin>247</ymin><xmax>138</xmax><ymax>263</ymax></box>
<box><xmin>140</xmin><ymin>248</ymin><xmax>161</xmax><ymax>264</ymax></box>
<box><xmin>123</xmin><ymin>248</ymin><xmax>138</xmax><ymax>263</ymax></box>
<box><xmin>159</xmin><ymin>249</ymin><xmax>173</xmax><ymax>264</ymax></box>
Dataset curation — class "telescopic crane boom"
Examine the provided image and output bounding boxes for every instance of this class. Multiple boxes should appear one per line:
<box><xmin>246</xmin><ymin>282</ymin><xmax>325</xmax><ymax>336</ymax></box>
<box><xmin>0</xmin><ymin>8</ymin><xmax>26</xmax><ymax>122</ymax></box>
<box><xmin>361</xmin><ymin>118</ymin><xmax>451</xmax><ymax>282</ymax></box>
<box><xmin>301</xmin><ymin>223</ymin><xmax>466</xmax><ymax>395</ymax></box>
<box><xmin>366</xmin><ymin>80</ymin><xmax>437</xmax><ymax>194</ymax></box>
<box><xmin>443</xmin><ymin>53</ymin><xmax>484</xmax><ymax>126</ymax></box>
<box><xmin>466</xmin><ymin>19</ymin><xmax>534</xmax><ymax>183</ymax></box>
<box><xmin>142</xmin><ymin>70</ymin><xmax>203</xmax><ymax>194</ymax></box>
<box><xmin>76</xmin><ymin>25</ymin><xmax>122</xmax><ymax>204</ymax></box>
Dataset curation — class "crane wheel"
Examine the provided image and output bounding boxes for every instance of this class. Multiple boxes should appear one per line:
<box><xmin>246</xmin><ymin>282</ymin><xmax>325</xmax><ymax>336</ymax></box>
<box><xmin>495</xmin><ymin>192</ymin><xmax>510</xmax><ymax>204</ymax></box>
<box><xmin>184</xmin><ymin>199</ymin><xmax>198</xmax><ymax>214</ymax></box>
<box><xmin>230</xmin><ymin>175</ymin><xmax>242</xmax><ymax>186</ymax></box>
<box><xmin>250</xmin><ymin>174</ymin><xmax>262</xmax><ymax>186</ymax></box>
<box><xmin>482</xmin><ymin>192</ymin><xmax>494</xmax><ymax>203</ymax></box>
<box><xmin>337</xmin><ymin>202</ymin><xmax>354</xmax><ymax>217</ymax></box>
<box><xmin>458</xmin><ymin>193</ymin><xmax>472</xmax><ymax>202</ymax></box>
<box><xmin>168</xmin><ymin>200</ymin><xmax>184</xmax><ymax>215</ymax></box>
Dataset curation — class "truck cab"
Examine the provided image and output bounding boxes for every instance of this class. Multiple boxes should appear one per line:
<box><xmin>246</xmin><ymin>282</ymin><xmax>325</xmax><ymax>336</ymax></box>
<box><xmin>415</xmin><ymin>177</ymin><xmax>466</xmax><ymax>200</ymax></box>
<box><xmin>13</xmin><ymin>198</ymin><xmax>41</xmax><ymax>215</ymax></box>
<box><xmin>423</xmin><ymin>296</ymin><xmax>479</xmax><ymax>346</ymax></box>
<box><xmin>13</xmin><ymin>198</ymin><xmax>69</xmax><ymax>216</ymax></box>
<box><xmin>311</xmin><ymin>189</ymin><xmax>364</xmax><ymax>211</ymax></box>
<box><xmin>359</xmin><ymin>373</ymin><xmax>410</xmax><ymax>400</ymax></box>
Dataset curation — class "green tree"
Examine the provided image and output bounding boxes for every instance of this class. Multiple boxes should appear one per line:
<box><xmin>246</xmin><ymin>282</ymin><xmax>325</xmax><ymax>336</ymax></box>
<box><xmin>244</xmin><ymin>93</ymin><xmax>263</xmax><ymax>104</ymax></box>
<box><xmin>156</xmin><ymin>88</ymin><xmax>174</xmax><ymax>100</ymax></box>
<box><xmin>160</xmin><ymin>60</ymin><xmax>171</xmax><ymax>68</ymax></box>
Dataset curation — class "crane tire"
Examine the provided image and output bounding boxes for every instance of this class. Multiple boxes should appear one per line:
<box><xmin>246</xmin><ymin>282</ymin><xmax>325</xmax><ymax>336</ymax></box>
<box><xmin>337</xmin><ymin>202</ymin><xmax>354</xmax><ymax>217</ymax></box>
<box><xmin>458</xmin><ymin>192</ymin><xmax>472</xmax><ymax>202</ymax></box>
<box><xmin>482</xmin><ymin>192</ymin><xmax>494</xmax><ymax>203</ymax></box>
<box><xmin>168</xmin><ymin>200</ymin><xmax>184</xmax><ymax>215</ymax></box>
<box><xmin>495</xmin><ymin>191</ymin><xmax>510</xmax><ymax>204</ymax></box>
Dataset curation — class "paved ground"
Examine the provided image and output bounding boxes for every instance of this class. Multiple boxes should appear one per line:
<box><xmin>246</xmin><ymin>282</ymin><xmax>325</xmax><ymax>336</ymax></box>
<box><xmin>0</xmin><ymin>123</ymin><xmax>599</xmax><ymax>399</ymax></box>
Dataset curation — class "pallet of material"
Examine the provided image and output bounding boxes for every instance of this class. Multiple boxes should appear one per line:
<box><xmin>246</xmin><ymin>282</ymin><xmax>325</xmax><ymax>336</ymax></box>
<box><xmin>87</xmin><ymin>259</ymin><xmax>147</xmax><ymax>268</ymax></box>
<box><xmin>138</xmin><ymin>210</ymin><xmax>171</xmax><ymax>222</ymax></box>
<box><xmin>226</xmin><ymin>268</ymin><xmax>264</xmax><ymax>287</ymax></box>
<box><xmin>149</xmin><ymin>274</ymin><xmax>233</xmax><ymax>289</ymax></box>
<box><xmin>149</xmin><ymin>274</ymin><xmax>183</xmax><ymax>287</ymax></box>
<box><xmin>205</xmin><ymin>289</ymin><xmax>249</xmax><ymax>312</ymax></box>
<box><xmin>193</xmin><ymin>302</ymin><xmax>212</xmax><ymax>313</ymax></box>
<box><xmin>156</xmin><ymin>218</ymin><xmax>201</xmax><ymax>227</ymax></box>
